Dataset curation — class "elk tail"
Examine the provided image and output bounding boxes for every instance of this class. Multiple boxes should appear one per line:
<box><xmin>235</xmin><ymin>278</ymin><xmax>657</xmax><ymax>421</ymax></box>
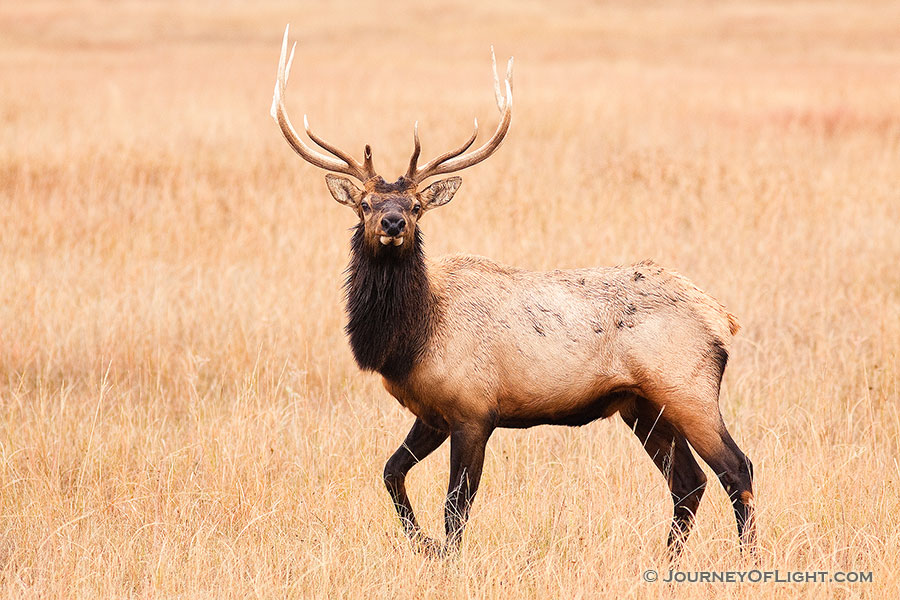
<box><xmin>726</xmin><ymin>311</ymin><xmax>741</xmax><ymax>336</ymax></box>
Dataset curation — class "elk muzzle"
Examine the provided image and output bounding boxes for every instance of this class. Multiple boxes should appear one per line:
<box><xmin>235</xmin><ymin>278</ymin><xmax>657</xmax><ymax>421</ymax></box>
<box><xmin>380</xmin><ymin>213</ymin><xmax>407</xmax><ymax>244</ymax></box>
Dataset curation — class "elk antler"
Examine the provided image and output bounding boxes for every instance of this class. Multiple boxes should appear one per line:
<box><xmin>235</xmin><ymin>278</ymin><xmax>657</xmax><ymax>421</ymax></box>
<box><xmin>406</xmin><ymin>47</ymin><xmax>513</xmax><ymax>184</ymax></box>
<box><xmin>270</xmin><ymin>25</ymin><xmax>376</xmax><ymax>182</ymax></box>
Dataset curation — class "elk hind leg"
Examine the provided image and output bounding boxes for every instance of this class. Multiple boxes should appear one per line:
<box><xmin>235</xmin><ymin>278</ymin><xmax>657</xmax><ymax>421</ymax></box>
<box><xmin>696</xmin><ymin>426</ymin><xmax>755</xmax><ymax>550</ymax></box>
<box><xmin>621</xmin><ymin>401</ymin><xmax>707</xmax><ymax>558</ymax></box>
<box><xmin>657</xmin><ymin>400</ymin><xmax>756</xmax><ymax>552</ymax></box>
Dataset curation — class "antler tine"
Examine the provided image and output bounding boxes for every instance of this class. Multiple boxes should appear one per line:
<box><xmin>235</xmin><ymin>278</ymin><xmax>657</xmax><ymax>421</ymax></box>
<box><xmin>491</xmin><ymin>46</ymin><xmax>505</xmax><ymax>111</ymax></box>
<box><xmin>405</xmin><ymin>121</ymin><xmax>422</xmax><ymax>180</ymax></box>
<box><xmin>409</xmin><ymin>120</ymin><xmax>478</xmax><ymax>181</ymax></box>
<box><xmin>362</xmin><ymin>145</ymin><xmax>375</xmax><ymax>179</ymax></box>
<box><xmin>303</xmin><ymin>115</ymin><xmax>374</xmax><ymax>177</ymax></box>
<box><xmin>409</xmin><ymin>48</ymin><xmax>513</xmax><ymax>183</ymax></box>
<box><xmin>270</xmin><ymin>25</ymin><xmax>369</xmax><ymax>181</ymax></box>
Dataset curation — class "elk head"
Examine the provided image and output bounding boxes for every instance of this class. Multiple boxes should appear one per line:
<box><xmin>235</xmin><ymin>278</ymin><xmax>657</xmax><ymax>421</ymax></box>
<box><xmin>270</xmin><ymin>25</ymin><xmax>513</xmax><ymax>254</ymax></box>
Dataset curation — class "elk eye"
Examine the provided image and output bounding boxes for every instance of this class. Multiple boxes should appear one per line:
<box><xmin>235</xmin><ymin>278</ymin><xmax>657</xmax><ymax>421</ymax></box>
<box><xmin>412</xmin><ymin>204</ymin><xmax>421</xmax><ymax>215</ymax></box>
<box><xmin>360</xmin><ymin>202</ymin><xmax>370</xmax><ymax>213</ymax></box>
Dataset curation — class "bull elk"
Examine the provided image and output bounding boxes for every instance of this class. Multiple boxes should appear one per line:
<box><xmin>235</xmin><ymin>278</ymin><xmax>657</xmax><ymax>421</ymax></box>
<box><xmin>271</xmin><ymin>26</ymin><xmax>756</xmax><ymax>557</ymax></box>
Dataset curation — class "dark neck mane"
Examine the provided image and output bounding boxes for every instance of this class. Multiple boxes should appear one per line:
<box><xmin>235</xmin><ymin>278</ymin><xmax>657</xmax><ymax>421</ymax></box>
<box><xmin>343</xmin><ymin>225</ymin><xmax>434</xmax><ymax>381</ymax></box>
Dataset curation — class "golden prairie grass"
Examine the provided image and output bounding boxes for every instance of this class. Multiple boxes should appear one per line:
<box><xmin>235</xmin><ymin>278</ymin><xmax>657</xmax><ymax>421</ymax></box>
<box><xmin>1</xmin><ymin>0</ymin><xmax>898</xmax><ymax>597</ymax></box>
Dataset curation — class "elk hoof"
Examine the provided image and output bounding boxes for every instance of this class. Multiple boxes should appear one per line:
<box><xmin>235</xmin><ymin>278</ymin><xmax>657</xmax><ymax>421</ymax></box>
<box><xmin>413</xmin><ymin>536</ymin><xmax>444</xmax><ymax>558</ymax></box>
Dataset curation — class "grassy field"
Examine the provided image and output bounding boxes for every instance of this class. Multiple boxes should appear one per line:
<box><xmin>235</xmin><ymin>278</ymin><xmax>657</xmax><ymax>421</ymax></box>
<box><xmin>1</xmin><ymin>0</ymin><xmax>899</xmax><ymax>597</ymax></box>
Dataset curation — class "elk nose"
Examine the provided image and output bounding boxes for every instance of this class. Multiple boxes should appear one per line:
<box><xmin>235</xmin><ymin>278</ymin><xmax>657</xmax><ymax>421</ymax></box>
<box><xmin>381</xmin><ymin>214</ymin><xmax>406</xmax><ymax>237</ymax></box>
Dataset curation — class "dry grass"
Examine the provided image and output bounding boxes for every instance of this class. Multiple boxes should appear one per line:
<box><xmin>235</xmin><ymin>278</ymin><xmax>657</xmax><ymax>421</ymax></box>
<box><xmin>1</xmin><ymin>0</ymin><xmax>899</xmax><ymax>597</ymax></box>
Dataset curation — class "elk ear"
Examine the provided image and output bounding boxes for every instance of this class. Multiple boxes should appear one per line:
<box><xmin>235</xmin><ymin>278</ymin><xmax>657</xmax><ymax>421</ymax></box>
<box><xmin>420</xmin><ymin>177</ymin><xmax>462</xmax><ymax>210</ymax></box>
<box><xmin>325</xmin><ymin>174</ymin><xmax>363</xmax><ymax>207</ymax></box>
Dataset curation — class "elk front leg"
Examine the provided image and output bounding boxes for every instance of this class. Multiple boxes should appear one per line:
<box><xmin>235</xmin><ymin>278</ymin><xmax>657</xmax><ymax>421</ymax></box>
<box><xmin>384</xmin><ymin>418</ymin><xmax>449</xmax><ymax>552</ymax></box>
<box><xmin>444</xmin><ymin>422</ymin><xmax>493</xmax><ymax>552</ymax></box>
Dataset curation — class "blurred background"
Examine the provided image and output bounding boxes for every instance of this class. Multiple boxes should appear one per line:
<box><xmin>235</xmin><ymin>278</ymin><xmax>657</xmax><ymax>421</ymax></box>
<box><xmin>1</xmin><ymin>1</ymin><xmax>898</xmax><ymax>597</ymax></box>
